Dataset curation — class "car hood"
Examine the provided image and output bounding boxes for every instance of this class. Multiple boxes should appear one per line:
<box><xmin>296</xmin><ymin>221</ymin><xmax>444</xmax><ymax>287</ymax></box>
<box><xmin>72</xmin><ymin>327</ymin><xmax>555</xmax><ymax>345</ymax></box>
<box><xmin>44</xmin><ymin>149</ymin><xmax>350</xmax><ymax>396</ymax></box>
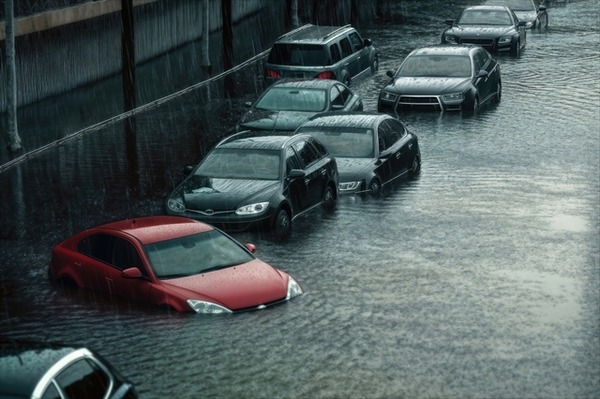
<box><xmin>386</xmin><ymin>77</ymin><xmax>471</xmax><ymax>95</ymax></box>
<box><xmin>162</xmin><ymin>259</ymin><xmax>288</xmax><ymax>311</ymax></box>
<box><xmin>239</xmin><ymin>109</ymin><xmax>315</xmax><ymax>131</ymax></box>
<box><xmin>335</xmin><ymin>157</ymin><xmax>375</xmax><ymax>181</ymax></box>
<box><xmin>448</xmin><ymin>25</ymin><xmax>515</xmax><ymax>36</ymax></box>
<box><xmin>181</xmin><ymin>178</ymin><xmax>279</xmax><ymax>211</ymax></box>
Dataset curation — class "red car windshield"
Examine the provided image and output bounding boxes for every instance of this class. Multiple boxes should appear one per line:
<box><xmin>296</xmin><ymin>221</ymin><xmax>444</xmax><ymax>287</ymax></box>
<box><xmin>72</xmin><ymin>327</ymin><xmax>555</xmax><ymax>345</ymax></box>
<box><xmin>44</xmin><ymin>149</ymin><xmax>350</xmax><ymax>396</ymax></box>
<box><xmin>144</xmin><ymin>230</ymin><xmax>254</xmax><ymax>279</ymax></box>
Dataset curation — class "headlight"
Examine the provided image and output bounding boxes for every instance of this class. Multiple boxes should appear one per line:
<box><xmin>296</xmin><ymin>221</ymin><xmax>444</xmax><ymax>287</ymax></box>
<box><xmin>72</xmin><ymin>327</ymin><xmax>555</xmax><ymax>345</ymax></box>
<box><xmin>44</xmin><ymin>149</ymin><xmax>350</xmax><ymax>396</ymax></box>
<box><xmin>379</xmin><ymin>91</ymin><xmax>398</xmax><ymax>102</ymax></box>
<box><xmin>444</xmin><ymin>35</ymin><xmax>458</xmax><ymax>44</ymax></box>
<box><xmin>187</xmin><ymin>299</ymin><xmax>233</xmax><ymax>314</ymax></box>
<box><xmin>286</xmin><ymin>276</ymin><xmax>303</xmax><ymax>300</ymax></box>
<box><xmin>339</xmin><ymin>181</ymin><xmax>362</xmax><ymax>192</ymax></box>
<box><xmin>167</xmin><ymin>198</ymin><xmax>185</xmax><ymax>213</ymax></box>
<box><xmin>498</xmin><ymin>36</ymin><xmax>512</xmax><ymax>45</ymax></box>
<box><xmin>442</xmin><ymin>92</ymin><xmax>464</xmax><ymax>101</ymax></box>
<box><xmin>235</xmin><ymin>202</ymin><xmax>270</xmax><ymax>215</ymax></box>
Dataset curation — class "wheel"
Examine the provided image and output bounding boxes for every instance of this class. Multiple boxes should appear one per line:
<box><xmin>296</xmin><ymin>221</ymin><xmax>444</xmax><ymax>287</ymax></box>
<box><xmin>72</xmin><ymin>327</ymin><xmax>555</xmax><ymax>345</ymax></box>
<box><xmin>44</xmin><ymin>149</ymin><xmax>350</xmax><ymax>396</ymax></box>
<box><xmin>409</xmin><ymin>155</ymin><xmax>421</xmax><ymax>176</ymax></box>
<box><xmin>321</xmin><ymin>184</ymin><xmax>336</xmax><ymax>210</ymax></box>
<box><xmin>462</xmin><ymin>95</ymin><xmax>479</xmax><ymax>114</ymax></box>
<box><xmin>510</xmin><ymin>39</ymin><xmax>521</xmax><ymax>57</ymax></box>
<box><xmin>371</xmin><ymin>55</ymin><xmax>379</xmax><ymax>73</ymax></box>
<box><xmin>369</xmin><ymin>178</ymin><xmax>382</xmax><ymax>196</ymax></box>
<box><xmin>272</xmin><ymin>208</ymin><xmax>291</xmax><ymax>240</ymax></box>
<box><xmin>494</xmin><ymin>81</ymin><xmax>502</xmax><ymax>104</ymax></box>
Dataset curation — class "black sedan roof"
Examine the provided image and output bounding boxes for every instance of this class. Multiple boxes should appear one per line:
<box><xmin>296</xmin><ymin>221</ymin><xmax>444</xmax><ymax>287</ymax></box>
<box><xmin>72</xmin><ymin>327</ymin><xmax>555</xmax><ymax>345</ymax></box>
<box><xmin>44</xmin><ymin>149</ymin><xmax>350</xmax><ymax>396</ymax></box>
<box><xmin>409</xmin><ymin>44</ymin><xmax>478</xmax><ymax>57</ymax></box>
<box><xmin>217</xmin><ymin>131</ymin><xmax>311</xmax><ymax>151</ymax></box>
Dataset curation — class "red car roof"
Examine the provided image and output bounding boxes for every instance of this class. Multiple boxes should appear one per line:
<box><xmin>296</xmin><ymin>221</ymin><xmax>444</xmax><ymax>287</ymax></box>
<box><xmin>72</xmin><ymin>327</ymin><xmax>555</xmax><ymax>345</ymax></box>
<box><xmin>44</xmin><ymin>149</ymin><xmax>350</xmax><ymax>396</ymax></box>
<box><xmin>100</xmin><ymin>216</ymin><xmax>214</xmax><ymax>244</ymax></box>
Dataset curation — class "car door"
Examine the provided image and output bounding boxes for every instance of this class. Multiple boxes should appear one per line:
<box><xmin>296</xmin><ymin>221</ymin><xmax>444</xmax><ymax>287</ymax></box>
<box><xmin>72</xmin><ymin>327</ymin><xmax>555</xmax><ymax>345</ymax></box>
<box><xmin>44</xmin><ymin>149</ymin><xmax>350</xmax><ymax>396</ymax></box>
<box><xmin>377</xmin><ymin>119</ymin><xmax>404</xmax><ymax>182</ymax></box>
<box><xmin>284</xmin><ymin>146</ymin><xmax>309</xmax><ymax>214</ymax></box>
<box><xmin>338</xmin><ymin>37</ymin><xmax>359</xmax><ymax>79</ymax></box>
<box><xmin>76</xmin><ymin>233</ymin><xmax>118</xmax><ymax>293</ymax></box>
<box><xmin>348</xmin><ymin>31</ymin><xmax>370</xmax><ymax>72</ymax></box>
<box><xmin>291</xmin><ymin>138</ymin><xmax>327</xmax><ymax>209</ymax></box>
<box><xmin>374</xmin><ymin>121</ymin><xmax>395</xmax><ymax>184</ymax></box>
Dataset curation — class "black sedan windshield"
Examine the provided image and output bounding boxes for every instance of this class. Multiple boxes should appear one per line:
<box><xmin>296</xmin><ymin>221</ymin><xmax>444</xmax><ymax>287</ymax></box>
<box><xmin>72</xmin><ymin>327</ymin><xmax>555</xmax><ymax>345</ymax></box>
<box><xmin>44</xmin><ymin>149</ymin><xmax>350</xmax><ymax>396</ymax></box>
<box><xmin>398</xmin><ymin>55</ymin><xmax>472</xmax><ymax>78</ymax></box>
<box><xmin>255</xmin><ymin>87</ymin><xmax>327</xmax><ymax>112</ymax></box>
<box><xmin>195</xmin><ymin>148</ymin><xmax>281</xmax><ymax>180</ymax></box>
<box><xmin>459</xmin><ymin>9</ymin><xmax>513</xmax><ymax>25</ymax></box>
<box><xmin>145</xmin><ymin>229</ymin><xmax>255</xmax><ymax>278</ymax></box>
<box><xmin>298</xmin><ymin>127</ymin><xmax>374</xmax><ymax>158</ymax></box>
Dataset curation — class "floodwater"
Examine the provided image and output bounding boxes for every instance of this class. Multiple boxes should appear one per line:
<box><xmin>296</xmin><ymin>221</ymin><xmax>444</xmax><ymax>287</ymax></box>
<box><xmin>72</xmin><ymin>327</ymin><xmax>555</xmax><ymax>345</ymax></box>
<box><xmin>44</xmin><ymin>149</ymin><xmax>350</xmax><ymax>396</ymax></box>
<box><xmin>1</xmin><ymin>1</ymin><xmax>599</xmax><ymax>398</ymax></box>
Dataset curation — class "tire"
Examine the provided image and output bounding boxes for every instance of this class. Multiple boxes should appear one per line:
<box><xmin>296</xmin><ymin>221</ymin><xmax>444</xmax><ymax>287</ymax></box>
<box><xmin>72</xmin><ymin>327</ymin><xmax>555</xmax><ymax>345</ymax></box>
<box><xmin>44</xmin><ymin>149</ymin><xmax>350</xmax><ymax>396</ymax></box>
<box><xmin>371</xmin><ymin>55</ymin><xmax>379</xmax><ymax>73</ymax></box>
<box><xmin>510</xmin><ymin>40</ymin><xmax>521</xmax><ymax>57</ymax></box>
<box><xmin>462</xmin><ymin>95</ymin><xmax>479</xmax><ymax>114</ymax></box>
<box><xmin>409</xmin><ymin>155</ymin><xmax>421</xmax><ymax>176</ymax></box>
<box><xmin>321</xmin><ymin>184</ymin><xmax>336</xmax><ymax>210</ymax></box>
<box><xmin>369</xmin><ymin>178</ymin><xmax>382</xmax><ymax>196</ymax></box>
<box><xmin>494</xmin><ymin>81</ymin><xmax>502</xmax><ymax>104</ymax></box>
<box><xmin>272</xmin><ymin>208</ymin><xmax>292</xmax><ymax>240</ymax></box>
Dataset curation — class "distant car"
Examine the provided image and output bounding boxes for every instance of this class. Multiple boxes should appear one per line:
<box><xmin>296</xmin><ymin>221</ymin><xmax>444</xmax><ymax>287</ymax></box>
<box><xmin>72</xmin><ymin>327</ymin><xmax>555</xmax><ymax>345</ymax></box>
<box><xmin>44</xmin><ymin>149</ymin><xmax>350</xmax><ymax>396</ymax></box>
<box><xmin>265</xmin><ymin>24</ymin><xmax>378</xmax><ymax>86</ymax></box>
<box><xmin>441</xmin><ymin>5</ymin><xmax>527</xmax><ymax>56</ymax></box>
<box><xmin>0</xmin><ymin>336</ymin><xmax>138</xmax><ymax>399</ymax></box>
<box><xmin>377</xmin><ymin>45</ymin><xmax>502</xmax><ymax>114</ymax></box>
<box><xmin>166</xmin><ymin>131</ymin><xmax>338</xmax><ymax>239</ymax></box>
<box><xmin>296</xmin><ymin>112</ymin><xmax>420</xmax><ymax>195</ymax></box>
<box><xmin>484</xmin><ymin>0</ymin><xmax>548</xmax><ymax>29</ymax></box>
<box><xmin>237</xmin><ymin>79</ymin><xmax>363</xmax><ymax>131</ymax></box>
<box><xmin>49</xmin><ymin>216</ymin><xmax>304</xmax><ymax>313</ymax></box>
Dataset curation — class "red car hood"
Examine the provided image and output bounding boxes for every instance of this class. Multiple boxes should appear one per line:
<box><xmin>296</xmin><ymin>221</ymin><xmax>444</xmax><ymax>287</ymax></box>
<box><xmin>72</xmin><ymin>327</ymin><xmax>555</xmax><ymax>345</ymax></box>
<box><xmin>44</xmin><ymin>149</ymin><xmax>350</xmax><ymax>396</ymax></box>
<box><xmin>161</xmin><ymin>259</ymin><xmax>288</xmax><ymax>311</ymax></box>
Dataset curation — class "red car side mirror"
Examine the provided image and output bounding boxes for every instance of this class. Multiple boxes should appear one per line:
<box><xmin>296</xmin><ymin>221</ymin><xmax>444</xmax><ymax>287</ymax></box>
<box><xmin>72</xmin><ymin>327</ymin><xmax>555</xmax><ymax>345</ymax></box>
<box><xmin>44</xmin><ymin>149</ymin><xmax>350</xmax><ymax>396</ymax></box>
<box><xmin>121</xmin><ymin>267</ymin><xmax>143</xmax><ymax>279</ymax></box>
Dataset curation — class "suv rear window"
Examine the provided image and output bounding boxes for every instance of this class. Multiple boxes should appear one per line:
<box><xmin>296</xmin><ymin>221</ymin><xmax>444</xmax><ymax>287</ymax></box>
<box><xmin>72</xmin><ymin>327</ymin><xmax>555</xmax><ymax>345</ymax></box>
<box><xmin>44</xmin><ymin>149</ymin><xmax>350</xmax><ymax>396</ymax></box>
<box><xmin>268</xmin><ymin>44</ymin><xmax>328</xmax><ymax>66</ymax></box>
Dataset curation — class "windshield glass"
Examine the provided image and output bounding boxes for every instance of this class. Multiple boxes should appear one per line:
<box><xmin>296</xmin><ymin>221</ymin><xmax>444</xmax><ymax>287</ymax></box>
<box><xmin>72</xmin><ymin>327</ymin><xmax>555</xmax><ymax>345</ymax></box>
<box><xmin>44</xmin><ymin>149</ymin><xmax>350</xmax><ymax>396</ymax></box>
<box><xmin>268</xmin><ymin>43</ymin><xmax>328</xmax><ymax>66</ymax></box>
<box><xmin>484</xmin><ymin>0</ymin><xmax>535</xmax><ymax>11</ymax></box>
<box><xmin>458</xmin><ymin>9</ymin><xmax>513</xmax><ymax>25</ymax></box>
<box><xmin>298</xmin><ymin>127</ymin><xmax>374</xmax><ymax>158</ymax></box>
<box><xmin>145</xmin><ymin>229</ymin><xmax>255</xmax><ymax>279</ymax></box>
<box><xmin>255</xmin><ymin>87</ymin><xmax>327</xmax><ymax>112</ymax></box>
<box><xmin>398</xmin><ymin>55</ymin><xmax>472</xmax><ymax>78</ymax></box>
<box><xmin>195</xmin><ymin>148</ymin><xmax>280</xmax><ymax>180</ymax></box>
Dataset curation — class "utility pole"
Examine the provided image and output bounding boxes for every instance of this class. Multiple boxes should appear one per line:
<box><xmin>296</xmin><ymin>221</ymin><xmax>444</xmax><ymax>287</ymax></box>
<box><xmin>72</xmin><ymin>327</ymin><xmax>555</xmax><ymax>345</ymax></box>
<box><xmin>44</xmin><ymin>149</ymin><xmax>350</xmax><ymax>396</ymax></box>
<box><xmin>201</xmin><ymin>0</ymin><xmax>211</xmax><ymax>74</ymax></box>
<box><xmin>4</xmin><ymin>0</ymin><xmax>22</xmax><ymax>153</ymax></box>
<box><xmin>221</xmin><ymin>0</ymin><xmax>235</xmax><ymax>97</ymax></box>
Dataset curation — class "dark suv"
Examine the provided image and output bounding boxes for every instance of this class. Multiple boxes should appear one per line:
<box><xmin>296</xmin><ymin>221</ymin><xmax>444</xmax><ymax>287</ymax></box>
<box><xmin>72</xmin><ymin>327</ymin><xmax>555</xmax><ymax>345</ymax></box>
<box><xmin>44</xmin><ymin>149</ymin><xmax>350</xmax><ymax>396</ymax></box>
<box><xmin>265</xmin><ymin>24</ymin><xmax>378</xmax><ymax>86</ymax></box>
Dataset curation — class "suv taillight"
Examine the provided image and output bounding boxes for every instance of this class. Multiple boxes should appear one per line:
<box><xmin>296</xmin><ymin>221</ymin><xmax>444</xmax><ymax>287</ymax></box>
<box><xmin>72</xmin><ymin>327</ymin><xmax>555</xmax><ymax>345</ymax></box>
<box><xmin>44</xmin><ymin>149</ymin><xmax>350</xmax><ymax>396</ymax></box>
<box><xmin>315</xmin><ymin>71</ymin><xmax>335</xmax><ymax>79</ymax></box>
<box><xmin>266</xmin><ymin>69</ymin><xmax>280</xmax><ymax>79</ymax></box>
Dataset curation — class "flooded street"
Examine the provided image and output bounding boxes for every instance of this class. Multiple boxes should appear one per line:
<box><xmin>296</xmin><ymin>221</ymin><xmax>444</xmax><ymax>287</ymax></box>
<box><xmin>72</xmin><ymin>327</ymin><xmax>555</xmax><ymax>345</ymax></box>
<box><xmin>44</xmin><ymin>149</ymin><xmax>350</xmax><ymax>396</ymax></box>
<box><xmin>1</xmin><ymin>1</ymin><xmax>598</xmax><ymax>398</ymax></box>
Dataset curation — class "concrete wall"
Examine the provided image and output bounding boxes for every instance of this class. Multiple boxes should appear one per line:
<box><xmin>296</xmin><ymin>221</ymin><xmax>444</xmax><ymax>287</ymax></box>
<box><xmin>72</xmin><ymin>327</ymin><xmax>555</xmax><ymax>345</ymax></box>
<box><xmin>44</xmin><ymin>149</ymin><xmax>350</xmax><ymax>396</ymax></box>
<box><xmin>0</xmin><ymin>0</ymin><xmax>377</xmax><ymax>112</ymax></box>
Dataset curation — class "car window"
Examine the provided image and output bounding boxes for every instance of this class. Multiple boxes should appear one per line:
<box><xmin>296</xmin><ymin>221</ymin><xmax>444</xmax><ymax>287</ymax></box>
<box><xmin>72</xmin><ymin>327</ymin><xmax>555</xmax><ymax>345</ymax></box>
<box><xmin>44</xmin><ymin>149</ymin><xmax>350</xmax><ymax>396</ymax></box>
<box><xmin>329</xmin><ymin>43</ymin><xmax>341</xmax><ymax>64</ymax></box>
<box><xmin>196</xmin><ymin>148</ymin><xmax>281</xmax><ymax>180</ymax></box>
<box><xmin>330</xmin><ymin>85</ymin><xmax>345</xmax><ymax>108</ymax></box>
<box><xmin>285</xmin><ymin>147</ymin><xmax>302</xmax><ymax>174</ymax></box>
<box><xmin>111</xmin><ymin>237</ymin><xmax>144</xmax><ymax>272</ymax></box>
<box><xmin>399</xmin><ymin>55</ymin><xmax>471</xmax><ymax>78</ymax></box>
<box><xmin>255</xmin><ymin>87</ymin><xmax>327</xmax><ymax>112</ymax></box>
<box><xmin>55</xmin><ymin>358</ymin><xmax>110</xmax><ymax>399</ymax></box>
<box><xmin>348</xmin><ymin>32</ymin><xmax>364</xmax><ymax>52</ymax></box>
<box><xmin>41</xmin><ymin>382</ymin><xmax>60</xmax><ymax>399</ymax></box>
<box><xmin>339</xmin><ymin>37</ymin><xmax>353</xmax><ymax>58</ymax></box>
<box><xmin>292</xmin><ymin>140</ymin><xmax>320</xmax><ymax>167</ymax></box>
<box><xmin>309</xmin><ymin>138</ymin><xmax>328</xmax><ymax>157</ymax></box>
<box><xmin>78</xmin><ymin>234</ymin><xmax>113</xmax><ymax>264</ymax></box>
<box><xmin>386</xmin><ymin>118</ymin><xmax>407</xmax><ymax>139</ymax></box>
<box><xmin>298</xmin><ymin>126</ymin><xmax>374</xmax><ymax>158</ymax></box>
<box><xmin>267</xmin><ymin>43</ymin><xmax>327</xmax><ymax>66</ymax></box>
<box><xmin>336</xmin><ymin>84</ymin><xmax>352</xmax><ymax>104</ymax></box>
<box><xmin>473</xmin><ymin>50</ymin><xmax>489</xmax><ymax>72</ymax></box>
<box><xmin>378</xmin><ymin>120</ymin><xmax>401</xmax><ymax>152</ymax></box>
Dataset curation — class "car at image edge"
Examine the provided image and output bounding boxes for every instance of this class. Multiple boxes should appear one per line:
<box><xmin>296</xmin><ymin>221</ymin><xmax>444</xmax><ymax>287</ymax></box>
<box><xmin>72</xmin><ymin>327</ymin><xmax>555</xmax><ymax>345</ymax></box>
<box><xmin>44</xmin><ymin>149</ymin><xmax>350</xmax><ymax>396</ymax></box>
<box><xmin>378</xmin><ymin>44</ymin><xmax>502</xmax><ymax>114</ymax></box>
<box><xmin>0</xmin><ymin>336</ymin><xmax>138</xmax><ymax>399</ymax></box>
<box><xmin>296</xmin><ymin>112</ymin><xmax>421</xmax><ymax>195</ymax></box>
<box><xmin>48</xmin><ymin>215</ymin><xmax>304</xmax><ymax>313</ymax></box>
<box><xmin>237</xmin><ymin>78</ymin><xmax>363</xmax><ymax>132</ymax></box>
<box><xmin>166</xmin><ymin>131</ymin><xmax>338</xmax><ymax>239</ymax></box>
<box><xmin>483</xmin><ymin>0</ymin><xmax>549</xmax><ymax>29</ymax></box>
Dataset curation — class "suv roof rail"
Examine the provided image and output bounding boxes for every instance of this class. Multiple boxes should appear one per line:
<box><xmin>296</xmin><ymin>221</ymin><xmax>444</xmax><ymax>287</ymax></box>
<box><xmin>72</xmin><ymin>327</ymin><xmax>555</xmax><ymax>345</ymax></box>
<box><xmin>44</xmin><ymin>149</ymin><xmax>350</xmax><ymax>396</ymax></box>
<box><xmin>275</xmin><ymin>23</ymin><xmax>315</xmax><ymax>41</ymax></box>
<box><xmin>322</xmin><ymin>24</ymin><xmax>352</xmax><ymax>41</ymax></box>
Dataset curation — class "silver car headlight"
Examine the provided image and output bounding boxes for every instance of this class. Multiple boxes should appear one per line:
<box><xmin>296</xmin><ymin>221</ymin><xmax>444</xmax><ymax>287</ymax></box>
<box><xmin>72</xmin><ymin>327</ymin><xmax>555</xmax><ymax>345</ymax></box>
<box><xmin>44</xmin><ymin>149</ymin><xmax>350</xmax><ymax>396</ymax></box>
<box><xmin>168</xmin><ymin>198</ymin><xmax>186</xmax><ymax>213</ymax></box>
<box><xmin>498</xmin><ymin>36</ymin><xmax>512</xmax><ymax>45</ymax></box>
<box><xmin>187</xmin><ymin>299</ymin><xmax>233</xmax><ymax>314</ymax></box>
<box><xmin>379</xmin><ymin>91</ymin><xmax>398</xmax><ymax>102</ymax></box>
<box><xmin>235</xmin><ymin>202</ymin><xmax>269</xmax><ymax>215</ymax></box>
<box><xmin>442</xmin><ymin>92</ymin><xmax>464</xmax><ymax>101</ymax></box>
<box><xmin>286</xmin><ymin>276</ymin><xmax>303</xmax><ymax>300</ymax></box>
<box><xmin>339</xmin><ymin>181</ymin><xmax>362</xmax><ymax>192</ymax></box>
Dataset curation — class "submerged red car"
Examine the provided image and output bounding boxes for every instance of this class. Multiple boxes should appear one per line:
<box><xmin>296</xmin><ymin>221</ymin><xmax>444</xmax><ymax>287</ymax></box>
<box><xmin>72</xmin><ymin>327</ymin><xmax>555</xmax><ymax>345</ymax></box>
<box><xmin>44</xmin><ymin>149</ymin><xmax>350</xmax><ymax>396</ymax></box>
<box><xmin>49</xmin><ymin>216</ymin><xmax>303</xmax><ymax>313</ymax></box>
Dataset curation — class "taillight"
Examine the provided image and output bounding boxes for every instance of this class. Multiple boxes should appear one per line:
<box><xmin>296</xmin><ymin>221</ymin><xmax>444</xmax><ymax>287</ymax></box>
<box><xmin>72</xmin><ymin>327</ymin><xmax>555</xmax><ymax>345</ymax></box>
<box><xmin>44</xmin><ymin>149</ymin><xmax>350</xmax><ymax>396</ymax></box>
<box><xmin>315</xmin><ymin>71</ymin><xmax>335</xmax><ymax>79</ymax></box>
<box><xmin>266</xmin><ymin>69</ymin><xmax>280</xmax><ymax>79</ymax></box>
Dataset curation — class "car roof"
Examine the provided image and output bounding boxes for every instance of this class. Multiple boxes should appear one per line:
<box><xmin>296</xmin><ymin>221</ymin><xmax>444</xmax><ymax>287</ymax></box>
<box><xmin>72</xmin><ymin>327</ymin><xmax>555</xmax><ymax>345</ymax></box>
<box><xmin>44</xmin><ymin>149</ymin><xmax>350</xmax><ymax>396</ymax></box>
<box><xmin>274</xmin><ymin>24</ymin><xmax>354</xmax><ymax>44</ymax></box>
<box><xmin>463</xmin><ymin>5</ymin><xmax>511</xmax><ymax>11</ymax></box>
<box><xmin>99</xmin><ymin>215</ymin><xmax>214</xmax><ymax>245</ymax></box>
<box><xmin>409</xmin><ymin>44</ymin><xmax>477</xmax><ymax>57</ymax></box>
<box><xmin>217</xmin><ymin>131</ymin><xmax>312</xmax><ymax>151</ymax></box>
<box><xmin>0</xmin><ymin>338</ymin><xmax>78</xmax><ymax>398</ymax></box>
<box><xmin>270</xmin><ymin>78</ymin><xmax>342</xmax><ymax>89</ymax></box>
<box><xmin>301</xmin><ymin>112</ymin><xmax>391</xmax><ymax>129</ymax></box>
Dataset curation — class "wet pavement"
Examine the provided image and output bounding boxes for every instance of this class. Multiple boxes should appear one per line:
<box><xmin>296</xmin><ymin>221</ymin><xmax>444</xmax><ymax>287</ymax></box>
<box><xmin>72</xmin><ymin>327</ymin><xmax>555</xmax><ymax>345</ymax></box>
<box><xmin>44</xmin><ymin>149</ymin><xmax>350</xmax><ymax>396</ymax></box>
<box><xmin>1</xmin><ymin>1</ymin><xmax>599</xmax><ymax>398</ymax></box>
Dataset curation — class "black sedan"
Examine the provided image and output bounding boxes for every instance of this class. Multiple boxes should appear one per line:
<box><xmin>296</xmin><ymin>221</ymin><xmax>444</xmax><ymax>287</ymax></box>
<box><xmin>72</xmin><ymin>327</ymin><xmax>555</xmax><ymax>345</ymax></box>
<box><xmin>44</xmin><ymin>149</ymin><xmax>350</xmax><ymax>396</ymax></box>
<box><xmin>296</xmin><ymin>112</ymin><xmax>420</xmax><ymax>196</ymax></box>
<box><xmin>484</xmin><ymin>0</ymin><xmax>548</xmax><ymax>29</ymax></box>
<box><xmin>166</xmin><ymin>131</ymin><xmax>338</xmax><ymax>239</ymax></box>
<box><xmin>378</xmin><ymin>45</ymin><xmax>502</xmax><ymax>114</ymax></box>
<box><xmin>441</xmin><ymin>5</ymin><xmax>527</xmax><ymax>56</ymax></box>
<box><xmin>237</xmin><ymin>79</ymin><xmax>363</xmax><ymax>131</ymax></box>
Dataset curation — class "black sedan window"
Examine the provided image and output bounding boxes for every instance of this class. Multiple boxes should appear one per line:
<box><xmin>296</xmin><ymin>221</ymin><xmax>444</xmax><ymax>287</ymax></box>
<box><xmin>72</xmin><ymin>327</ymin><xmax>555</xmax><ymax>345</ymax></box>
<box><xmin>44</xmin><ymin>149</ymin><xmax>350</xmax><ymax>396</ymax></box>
<box><xmin>292</xmin><ymin>140</ymin><xmax>320</xmax><ymax>166</ymax></box>
<box><xmin>459</xmin><ymin>10</ymin><xmax>512</xmax><ymax>25</ymax></box>
<box><xmin>399</xmin><ymin>55</ymin><xmax>471</xmax><ymax>78</ymax></box>
<box><xmin>196</xmin><ymin>148</ymin><xmax>280</xmax><ymax>180</ymax></box>
<box><xmin>255</xmin><ymin>87</ymin><xmax>327</xmax><ymax>112</ymax></box>
<box><xmin>298</xmin><ymin>127</ymin><xmax>374</xmax><ymax>158</ymax></box>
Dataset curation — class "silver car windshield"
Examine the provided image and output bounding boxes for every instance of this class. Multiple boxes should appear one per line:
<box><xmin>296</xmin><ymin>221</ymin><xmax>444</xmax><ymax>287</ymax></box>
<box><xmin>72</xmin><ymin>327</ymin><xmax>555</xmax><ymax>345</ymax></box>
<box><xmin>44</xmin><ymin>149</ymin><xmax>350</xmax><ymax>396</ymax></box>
<box><xmin>195</xmin><ymin>148</ymin><xmax>281</xmax><ymax>180</ymax></box>
<box><xmin>398</xmin><ymin>55</ymin><xmax>472</xmax><ymax>78</ymax></box>
<box><xmin>255</xmin><ymin>87</ymin><xmax>327</xmax><ymax>112</ymax></box>
<box><xmin>145</xmin><ymin>229</ymin><xmax>255</xmax><ymax>279</ymax></box>
<box><xmin>299</xmin><ymin>127</ymin><xmax>374</xmax><ymax>158</ymax></box>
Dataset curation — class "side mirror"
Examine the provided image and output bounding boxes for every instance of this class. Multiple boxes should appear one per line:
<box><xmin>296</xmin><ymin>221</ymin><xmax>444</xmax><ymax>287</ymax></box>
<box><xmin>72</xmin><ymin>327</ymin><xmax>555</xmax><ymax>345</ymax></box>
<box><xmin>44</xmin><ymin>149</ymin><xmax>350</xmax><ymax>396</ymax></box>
<box><xmin>245</xmin><ymin>243</ymin><xmax>257</xmax><ymax>253</ymax></box>
<box><xmin>477</xmin><ymin>70</ymin><xmax>489</xmax><ymax>78</ymax></box>
<box><xmin>363</xmin><ymin>38</ymin><xmax>372</xmax><ymax>47</ymax></box>
<box><xmin>121</xmin><ymin>267</ymin><xmax>143</xmax><ymax>279</ymax></box>
<box><xmin>183</xmin><ymin>165</ymin><xmax>194</xmax><ymax>175</ymax></box>
<box><xmin>386</xmin><ymin>70</ymin><xmax>395</xmax><ymax>78</ymax></box>
<box><xmin>445</xmin><ymin>19</ymin><xmax>455</xmax><ymax>26</ymax></box>
<box><xmin>288</xmin><ymin>169</ymin><xmax>306</xmax><ymax>179</ymax></box>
